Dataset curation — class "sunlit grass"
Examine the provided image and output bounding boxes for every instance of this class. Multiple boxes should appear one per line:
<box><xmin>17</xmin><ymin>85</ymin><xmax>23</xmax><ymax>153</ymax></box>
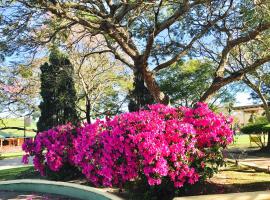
<box><xmin>0</xmin><ymin>166</ymin><xmax>37</xmax><ymax>181</ymax></box>
<box><xmin>229</xmin><ymin>134</ymin><xmax>268</xmax><ymax>149</ymax></box>
<box><xmin>0</xmin><ymin>118</ymin><xmax>36</xmax><ymax>138</ymax></box>
<box><xmin>0</xmin><ymin>152</ymin><xmax>24</xmax><ymax>159</ymax></box>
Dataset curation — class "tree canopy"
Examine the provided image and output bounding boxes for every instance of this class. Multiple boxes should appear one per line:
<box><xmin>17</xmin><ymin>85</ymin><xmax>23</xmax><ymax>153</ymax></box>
<box><xmin>1</xmin><ymin>0</ymin><xmax>269</xmax><ymax>107</ymax></box>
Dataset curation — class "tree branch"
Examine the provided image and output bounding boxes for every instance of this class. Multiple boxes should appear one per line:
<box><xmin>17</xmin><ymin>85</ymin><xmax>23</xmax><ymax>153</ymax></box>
<box><xmin>215</xmin><ymin>22</ymin><xmax>270</xmax><ymax>78</ymax></box>
<box><xmin>200</xmin><ymin>55</ymin><xmax>270</xmax><ymax>102</ymax></box>
<box><xmin>153</xmin><ymin>16</ymin><xmax>226</xmax><ymax>72</ymax></box>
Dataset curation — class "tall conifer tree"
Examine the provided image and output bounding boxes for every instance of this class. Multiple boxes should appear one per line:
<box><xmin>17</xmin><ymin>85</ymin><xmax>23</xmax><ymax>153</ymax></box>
<box><xmin>37</xmin><ymin>48</ymin><xmax>78</xmax><ymax>132</ymax></box>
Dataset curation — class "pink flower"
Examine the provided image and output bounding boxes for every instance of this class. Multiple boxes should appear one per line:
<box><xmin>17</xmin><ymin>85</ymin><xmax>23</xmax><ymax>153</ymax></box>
<box><xmin>22</xmin><ymin>103</ymin><xmax>233</xmax><ymax>188</ymax></box>
<box><xmin>22</xmin><ymin>155</ymin><xmax>29</xmax><ymax>164</ymax></box>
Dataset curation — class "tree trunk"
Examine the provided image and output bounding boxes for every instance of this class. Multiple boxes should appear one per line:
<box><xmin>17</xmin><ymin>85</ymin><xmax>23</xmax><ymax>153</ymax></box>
<box><xmin>128</xmin><ymin>65</ymin><xmax>154</xmax><ymax>111</ymax></box>
<box><xmin>128</xmin><ymin>56</ymin><xmax>169</xmax><ymax>111</ymax></box>
<box><xmin>85</xmin><ymin>97</ymin><xmax>91</xmax><ymax>124</ymax></box>
<box><xmin>142</xmin><ymin>67</ymin><xmax>169</xmax><ymax>105</ymax></box>
<box><xmin>265</xmin><ymin>108</ymin><xmax>270</xmax><ymax>150</ymax></box>
<box><xmin>251</xmin><ymin>85</ymin><xmax>270</xmax><ymax>150</ymax></box>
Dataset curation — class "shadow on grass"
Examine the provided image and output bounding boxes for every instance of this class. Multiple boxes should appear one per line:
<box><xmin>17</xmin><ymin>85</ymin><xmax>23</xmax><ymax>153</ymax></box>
<box><xmin>173</xmin><ymin>181</ymin><xmax>270</xmax><ymax>198</ymax></box>
<box><xmin>0</xmin><ymin>166</ymin><xmax>41</xmax><ymax>181</ymax></box>
<box><xmin>123</xmin><ymin>180</ymin><xmax>270</xmax><ymax>200</ymax></box>
<box><xmin>247</xmin><ymin>149</ymin><xmax>270</xmax><ymax>158</ymax></box>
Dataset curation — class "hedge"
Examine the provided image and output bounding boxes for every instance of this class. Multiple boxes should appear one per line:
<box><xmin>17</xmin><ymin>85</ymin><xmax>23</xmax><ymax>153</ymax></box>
<box><xmin>241</xmin><ymin>123</ymin><xmax>270</xmax><ymax>134</ymax></box>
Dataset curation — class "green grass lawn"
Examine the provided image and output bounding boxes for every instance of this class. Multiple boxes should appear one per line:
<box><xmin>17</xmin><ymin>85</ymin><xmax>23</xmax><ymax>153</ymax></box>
<box><xmin>229</xmin><ymin>134</ymin><xmax>268</xmax><ymax>149</ymax></box>
<box><xmin>0</xmin><ymin>152</ymin><xmax>25</xmax><ymax>159</ymax></box>
<box><xmin>0</xmin><ymin>118</ymin><xmax>36</xmax><ymax>138</ymax></box>
<box><xmin>0</xmin><ymin>166</ymin><xmax>39</xmax><ymax>181</ymax></box>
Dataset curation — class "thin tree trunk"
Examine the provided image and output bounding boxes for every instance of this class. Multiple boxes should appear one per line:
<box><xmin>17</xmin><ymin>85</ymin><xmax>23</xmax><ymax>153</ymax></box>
<box><xmin>85</xmin><ymin>97</ymin><xmax>91</xmax><ymax>124</ymax></box>
<box><xmin>261</xmin><ymin>104</ymin><xmax>270</xmax><ymax>150</ymax></box>
<box><xmin>243</xmin><ymin>77</ymin><xmax>270</xmax><ymax>149</ymax></box>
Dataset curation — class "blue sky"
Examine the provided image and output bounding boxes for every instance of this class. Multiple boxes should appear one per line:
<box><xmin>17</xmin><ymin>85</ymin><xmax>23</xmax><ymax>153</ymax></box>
<box><xmin>235</xmin><ymin>92</ymin><xmax>253</xmax><ymax>106</ymax></box>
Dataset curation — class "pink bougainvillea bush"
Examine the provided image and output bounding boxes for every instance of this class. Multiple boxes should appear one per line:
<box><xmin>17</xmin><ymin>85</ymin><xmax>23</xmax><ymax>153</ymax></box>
<box><xmin>22</xmin><ymin>103</ymin><xmax>233</xmax><ymax>189</ymax></box>
<box><xmin>22</xmin><ymin>123</ymin><xmax>75</xmax><ymax>176</ymax></box>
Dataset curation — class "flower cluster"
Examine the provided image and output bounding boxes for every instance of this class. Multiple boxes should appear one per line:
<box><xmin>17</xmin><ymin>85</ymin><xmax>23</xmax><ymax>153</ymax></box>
<box><xmin>22</xmin><ymin>103</ymin><xmax>233</xmax><ymax>188</ymax></box>
<box><xmin>22</xmin><ymin>123</ymin><xmax>75</xmax><ymax>175</ymax></box>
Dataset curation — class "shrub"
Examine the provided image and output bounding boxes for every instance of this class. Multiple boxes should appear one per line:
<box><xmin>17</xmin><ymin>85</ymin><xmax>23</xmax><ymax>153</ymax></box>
<box><xmin>22</xmin><ymin>123</ymin><xmax>76</xmax><ymax>177</ymax></box>
<box><xmin>241</xmin><ymin>123</ymin><xmax>268</xmax><ymax>134</ymax></box>
<box><xmin>22</xmin><ymin>103</ymin><xmax>233</xmax><ymax>189</ymax></box>
<box><xmin>262</xmin><ymin>124</ymin><xmax>270</xmax><ymax>132</ymax></box>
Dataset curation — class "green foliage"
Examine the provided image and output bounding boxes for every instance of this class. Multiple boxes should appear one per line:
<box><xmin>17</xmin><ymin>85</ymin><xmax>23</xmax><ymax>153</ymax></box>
<box><xmin>241</xmin><ymin>0</ymin><xmax>270</xmax><ymax>27</ymax></box>
<box><xmin>157</xmin><ymin>59</ymin><xmax>236</xmax><ymax>106</ymax></box>
<box><xmin>0</xmin><ymin>166</ymin><xmax>37</xmax><ymax>181</ymax></box>
<box><xmin>37</xmin><ymin>48</ymin><xmax>78</xmax><ymax>132</ymax></box>
<box><xmin>262</xmin><ymin>124</ymin><xmax>270</xmax><ymax>132</ymax></box>
<box><xmin>0</xmin><ymin>64</ymin><xmax>40</xmax><ymax>118</ymax></box>
<box><xmin>241</xmin><ymin>123</ymin><xmax>269</xmax><ymax>134</ymax></box>
<box><xmin>241</xmin><ymin>116</ymin><xmax>270</xmax><ymax>134</ymax></box>
<box><xmin>73</xmin><ymin>52</ymin><xmax>131</xmax><ymax>121</ymax></box>
<box><xmin>254</xmin><ymin>116</ymin><xmax>269</xmax><ymax>124</ymax></box>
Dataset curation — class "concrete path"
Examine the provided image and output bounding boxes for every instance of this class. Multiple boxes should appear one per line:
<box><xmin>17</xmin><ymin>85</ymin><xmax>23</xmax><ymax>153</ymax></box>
<box><xmin>237</xmin><ymin>158</ymin><xmax>270</xmax><ymax>173</ymax></box>
<box><xmin>174</xmin><ymin>191</ymin><xmax>270</xmax><ymax>200</ymax></box>
<box><xmin>0</xmin><ymin>157</ymin><xmax>33</xmax><ymax>170</ymax></box>
<box><xmin>225</xmin><ymin>149</ymin><xmax>270</xmax><ymax>173</ymax></box>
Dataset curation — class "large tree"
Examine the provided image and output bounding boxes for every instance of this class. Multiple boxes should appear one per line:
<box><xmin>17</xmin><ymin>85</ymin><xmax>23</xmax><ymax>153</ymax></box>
<box><xmin>1</xmin><ymin>0</ymin><xmax>270</xmax><ymax>108</ymax></box>
<box><xmin>37</xmin><ymin>48</ymin><xmax>78</xmax><ymax>132</ymax></box>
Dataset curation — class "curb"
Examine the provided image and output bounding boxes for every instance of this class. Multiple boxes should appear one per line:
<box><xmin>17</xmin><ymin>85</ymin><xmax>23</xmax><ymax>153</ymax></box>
<box><xmin>0</xmin><ymin>179</ymin><xmax>124</xmax><ymax>200</ymax></box>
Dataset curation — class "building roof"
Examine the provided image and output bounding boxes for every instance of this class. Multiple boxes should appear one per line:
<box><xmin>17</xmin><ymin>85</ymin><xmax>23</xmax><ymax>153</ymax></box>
<box><xmin>232</xmin><ymin>103</ymin><xmax>269</xmax><ymax>111</ymax></box>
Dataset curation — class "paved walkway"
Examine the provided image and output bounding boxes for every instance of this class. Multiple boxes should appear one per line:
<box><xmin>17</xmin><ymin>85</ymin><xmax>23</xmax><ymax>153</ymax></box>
<box><xmin>175</xmin><ymin>191</ymin><xmax>270</xmax><ymax>200</ymax></box>
<box><xmin>237</xmin><ymin>158</ymin><xmax>270</xmax><ymax>172</ymax></box>
<box><xmin>225</xmin><ymin>149</ymin><xmax>270</xmax><ymax>173</ymax></box>
<box><xmin>0</xmin><ymin>146</ymin><xmax>22</xmax><ymax>154</ymax></box>
<box><xmin>0</xmin><ymin>157</ymin><xmax>33</xmax><ymax>170</ymax></box>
